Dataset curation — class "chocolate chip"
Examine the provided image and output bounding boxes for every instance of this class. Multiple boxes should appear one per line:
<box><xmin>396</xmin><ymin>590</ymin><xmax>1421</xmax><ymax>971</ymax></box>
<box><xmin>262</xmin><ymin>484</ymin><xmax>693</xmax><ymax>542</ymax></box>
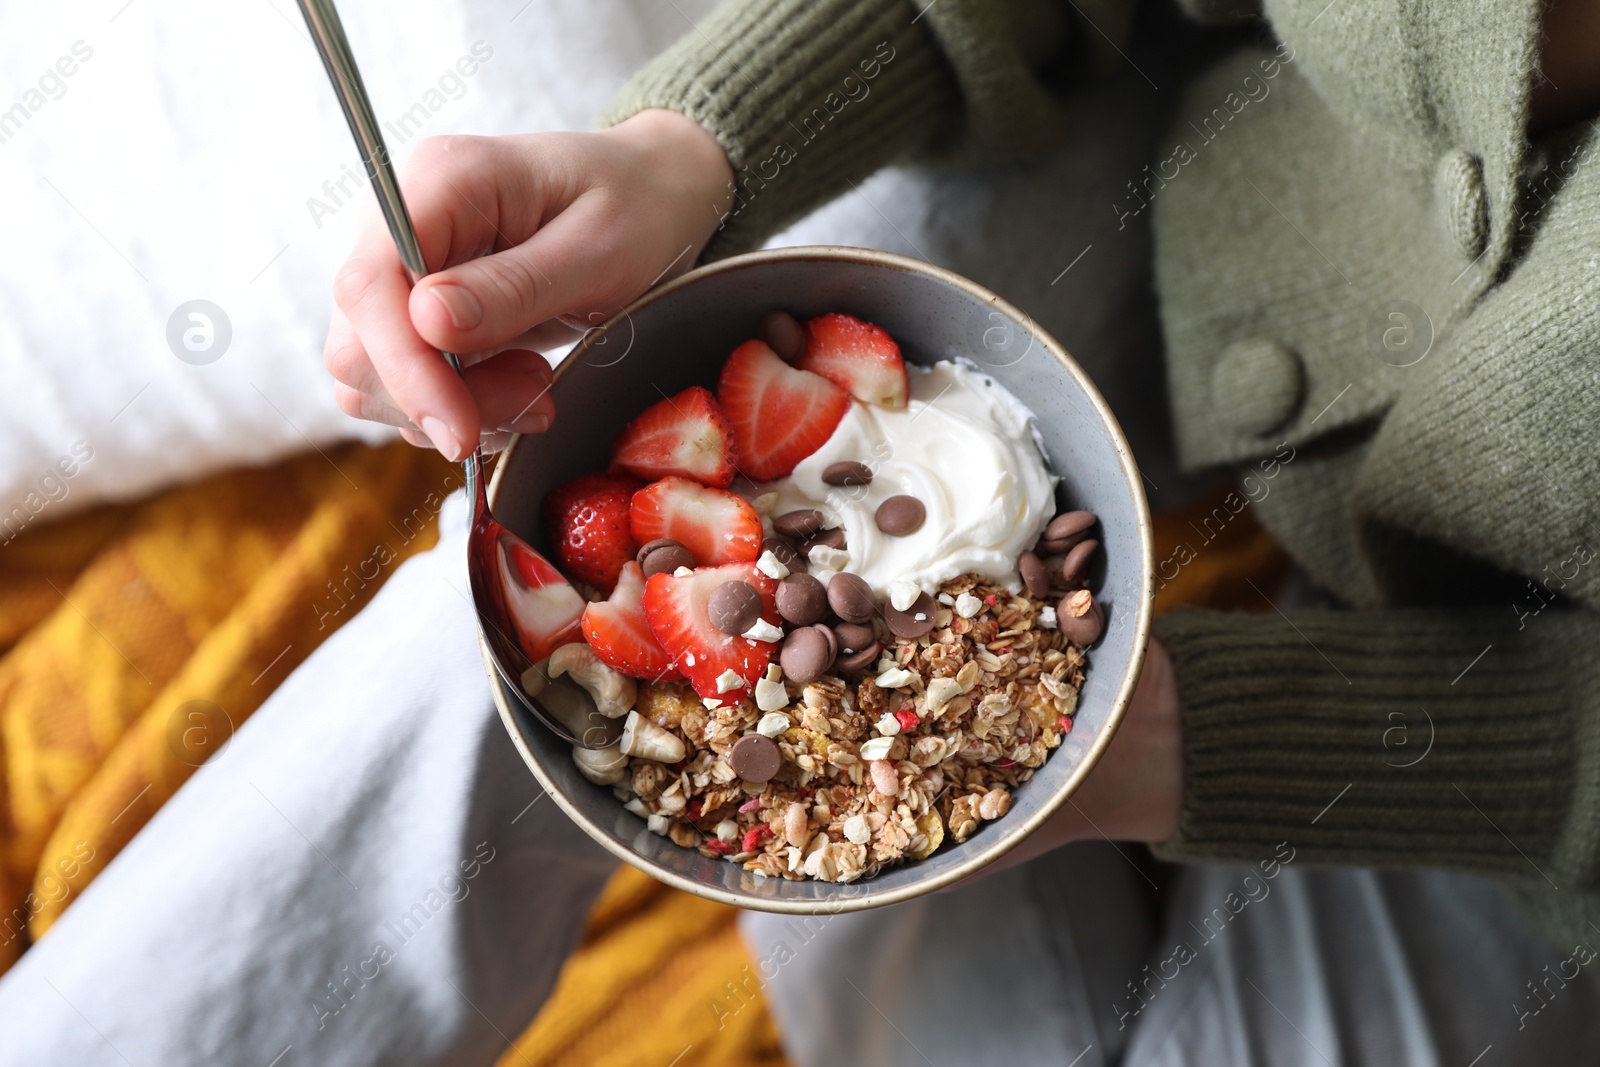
<box><xmin>773</xmin><ymin>509</ymin><xmax>825</xmax><ymax>539</ymax></box>
<box><xmin>827</xmin><ymin>573</ymin><xmax>876</xmax><ymax>624</ymax></box>
<box><xmin>884</xmin><ymin>590</ymin><xmax>937</xmax><ymax>639</ymax></box>
<box><xmin>811</xmin><ymin>622</ymin><xmax>838</xmax><ymax>663</ymax></box>
<box><xmin>636</xmin><ymin>538</ymin><xmax>679</xmax><ymax>560</ymax></box>
<box><xmin>707</xmin><ymin>580</ymin><xmax>763</xmax><ymax>636</ymax></box>
<box><xmin>833</xmin><ymin>642</ymin><xmax>881</xmax><ymax>672</ymax></box>
<box><xmin>832</xmin><ymin>621</ymin><xmax>875</xmax><ymax>654</ymax></box>
<box><xmin>1018</xmin><ymin>550</ymin><xmax>1051</xmax><ymax>600</ymax></box>
<box><xmin>638</xmin><ymin>538</ymin><xmax>694</xmax><ymax>577</ymax></box>
<box><xmin>822</xmin><ymin>461</ymin><xmax>873</xmax><ymax>487</ymax></box>
<box><xmin>763</xmin><ymin>536</ymin><xmax>806</xmax><ymax>573</ymax></box>
<box><xmin>874</xmin><ymin>495</ymin><xmax>926</xmax><ymax>536</ymax></box>
<box><xmin>758</xmin><ymin>310</ymin><xmax>806</xmax><ymax>363</ymax></box>
<box><xmin>730</xmin><ymin>733</ymin><xmax>783</xmax><ymax>783</ymax></box>
<box><xmin>1045</xmin><ymin>510</ymin><xmax>1097</xmax><ymax>544</ymax></box>
<box><xmin>779</xmin><ymin>625</ymin><xmax>834</xmax><ymax>684</ymax></box>
<box><xmin>798</xmin><ymin>527</ymin><xmax>846</xmax><ymax>555</ymax></box>
<box><xmin>1057</xmin><ymin>590</ymin><xmax>1104</xmax><ymax>646</ymax></box>
<box><xmin>776</xmin><ymin>572</ymin><xmax>828</xmax><ymax>626</ymax></box>
<box><xmin>1061</xmin><ymin>538</ymin><xmax>1100</xmax><ymax>586</ymax></box>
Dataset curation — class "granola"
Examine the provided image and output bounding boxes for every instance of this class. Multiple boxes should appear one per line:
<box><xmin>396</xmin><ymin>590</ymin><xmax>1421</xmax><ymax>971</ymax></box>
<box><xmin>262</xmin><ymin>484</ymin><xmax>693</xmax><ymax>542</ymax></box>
<box><xmin>609</xmin><ymin>572</ymin><xmax>1086</xmax><ymax>883</ymax></box>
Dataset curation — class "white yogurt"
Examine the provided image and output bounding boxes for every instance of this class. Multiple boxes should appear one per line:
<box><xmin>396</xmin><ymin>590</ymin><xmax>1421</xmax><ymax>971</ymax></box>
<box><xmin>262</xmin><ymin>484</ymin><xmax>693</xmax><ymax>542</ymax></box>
<box><xmin>758</xmin><ymin>361</ymin><xmax>1056</xmax><ymax>596</ymax></box>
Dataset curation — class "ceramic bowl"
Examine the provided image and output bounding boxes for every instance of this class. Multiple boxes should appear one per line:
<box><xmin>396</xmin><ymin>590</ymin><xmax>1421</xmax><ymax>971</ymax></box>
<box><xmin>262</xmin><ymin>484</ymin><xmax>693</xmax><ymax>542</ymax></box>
<box><xmin>482</xmin><ymin>246</ymin><xmax>1152</xmax><ymax>914</ymax></box>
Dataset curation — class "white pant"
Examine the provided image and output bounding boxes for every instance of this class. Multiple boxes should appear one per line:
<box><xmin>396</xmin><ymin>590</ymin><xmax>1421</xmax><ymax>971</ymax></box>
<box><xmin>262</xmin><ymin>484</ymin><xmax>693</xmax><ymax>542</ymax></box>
<box><xmin>746</xmin><ymin>846</ymin><xmax>1600</xmax><ymax>1066</ymax></box>
<box><xmin>2</xmin><ymin>490</ymin><xmax>1595</xmax><ymax>1065</ymax></box>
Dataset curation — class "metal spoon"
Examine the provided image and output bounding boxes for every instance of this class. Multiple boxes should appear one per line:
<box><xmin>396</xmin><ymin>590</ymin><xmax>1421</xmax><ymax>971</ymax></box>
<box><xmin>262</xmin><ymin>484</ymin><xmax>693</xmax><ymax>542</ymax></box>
<box><xmin>297</xmin><ymin>0</ymin><xmax>621</xmax><ymax>749</ymax></box>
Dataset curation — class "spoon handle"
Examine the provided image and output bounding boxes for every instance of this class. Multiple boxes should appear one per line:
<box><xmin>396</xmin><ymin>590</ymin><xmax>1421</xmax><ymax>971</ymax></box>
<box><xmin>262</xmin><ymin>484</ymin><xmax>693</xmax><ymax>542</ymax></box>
<box><xmin>295</xmin><ymin>0</ymin><xmax>483</xmax><ymax>504</ymax></box>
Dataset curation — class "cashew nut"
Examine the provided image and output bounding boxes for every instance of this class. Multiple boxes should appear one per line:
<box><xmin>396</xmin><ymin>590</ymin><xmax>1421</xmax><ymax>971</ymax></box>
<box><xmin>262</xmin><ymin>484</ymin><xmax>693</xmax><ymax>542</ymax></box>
<box><xmin>548</xmin><ymin>642</ymin><xmax>637</xmax><ymax>719</ymax></box>
<box><xmin>572</xmin><ymin>742</ymin><xmax>628</xmax><ymax>785</ymax></box>
<box><xmin>619</xmin><ymin>709</ymin><xmax>687</xmax><ymax>763</ymax></box>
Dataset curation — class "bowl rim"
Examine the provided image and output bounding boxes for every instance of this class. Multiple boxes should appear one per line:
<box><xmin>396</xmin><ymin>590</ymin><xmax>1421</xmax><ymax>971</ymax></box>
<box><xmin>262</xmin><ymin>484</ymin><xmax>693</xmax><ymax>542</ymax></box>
<box><xmin>481</xmin><ymin>244</ymin><xmax>1153</xmax><ymax>913</ymax></box>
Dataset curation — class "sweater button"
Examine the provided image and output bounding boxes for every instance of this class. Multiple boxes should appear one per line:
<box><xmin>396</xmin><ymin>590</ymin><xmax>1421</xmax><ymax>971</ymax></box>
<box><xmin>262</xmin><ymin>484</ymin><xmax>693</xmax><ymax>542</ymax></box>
<box><xmin>1434</xmin><ymin>148</ymin><xmax>1488</xmax><ymax>261</ymax></box>
<box><xmin>1211</xmin><ymin>338</ymin><xmax>1304</xmax><ymax>437</ymax></box>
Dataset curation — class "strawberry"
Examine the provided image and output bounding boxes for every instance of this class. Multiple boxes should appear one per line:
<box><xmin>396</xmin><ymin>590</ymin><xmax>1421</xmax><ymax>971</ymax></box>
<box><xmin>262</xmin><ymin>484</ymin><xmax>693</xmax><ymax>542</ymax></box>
<box><xmin>610</xmin><ymin>385</ymin><xmax>738</xmax><ymax>488</ymax></box>
<box><xmin>716</xmin><ymin>339</ymin><xmax>851</xmax><ymax>481</ymax></box>
<box><xmin>643</xmin><ymin>561</ymin><xmax>779</xmax><ymax>704</ymax></box>
<box><xmin>496</xmin><ymin>539</ymin><xmax>586</xmax><ymax>664</ymax></box>
<box><xmin>629</xmin><ymin>476</ymin><xmax>763</xmax><ymax>566</ymax></box>
<box><xmin>581</xmin><ymin>561</ymin><xmax>679</xmax><ymax>681</ymax></box>
<box><xmin>798</xmin><ymin>313</ymin><xmax>908</xmax><ymax>409</ymax></box>
<box><xmin>541</xmin><ymin>471</ymin><xmax>640</xmax><ymax>592</ymax></box>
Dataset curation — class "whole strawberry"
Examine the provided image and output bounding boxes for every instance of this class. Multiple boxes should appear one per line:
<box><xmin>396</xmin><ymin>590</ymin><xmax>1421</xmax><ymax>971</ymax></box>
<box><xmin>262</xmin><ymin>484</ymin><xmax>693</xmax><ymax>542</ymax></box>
<box><xmin>541</xmin><ymin>471</ymin><xmax>640</xmax><ymax>592</ymax></box>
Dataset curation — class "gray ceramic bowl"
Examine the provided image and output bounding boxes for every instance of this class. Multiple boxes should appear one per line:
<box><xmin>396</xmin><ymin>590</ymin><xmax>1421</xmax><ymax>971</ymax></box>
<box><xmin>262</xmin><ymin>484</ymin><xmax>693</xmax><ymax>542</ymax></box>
<box><xmin>482</xmin><ymin>246</ymin><xmax>1152</xmax><ymax>914</ymax></box>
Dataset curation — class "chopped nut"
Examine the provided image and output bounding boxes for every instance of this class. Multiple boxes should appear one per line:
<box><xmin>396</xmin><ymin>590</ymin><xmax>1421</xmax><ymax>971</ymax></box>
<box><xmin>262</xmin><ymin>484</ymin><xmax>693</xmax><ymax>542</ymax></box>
<box><xmin>755</xmin><ymin>549</ymin><xmax>791</xmax><ymax>579</ymax></box>
<box><xmin>755</xmin><ymin>677</ymin><xmax>790</xmax><ymax>712</ymax></box>
<box><xmin>715</xmin><ymin>668</ymin><xmax>744</xmax><ymax>693</ymax></box>
<box><xmin>756</xmin><ymin>710</ymin><xmax>791</xmax><ymax>736</ymax></box>
<box><xmin>888</xmin><ymin>580</ymin><xmax>921</xmax><ymax>611</ymax></box>
<box><xmin>1038</xmin><ymin>606</ymin><xmax>1058</xmax><ymax>629</ymax></box>
<box><xmin>715</xmin><ymin>819</ymin><xmax>740</xmax><ymax>842</ymax></box>
<box><xmin>875</xmin><ymin>712</ymin><xmax>901</xmax><ymax>737</ymax></box>
<box><xmin>859</xmin><ymin>736</ymin><xmax>894</xmax><ymax>761</ymax></box>
<box><xmin>673</xmin><ymin>566</ymin><xmax>694</xmax><ymax>577</ymax></box>
<box><xmin>875</xmin><ymin>666</ymin><xmax>915</xmax><ymax>688</ymax></box>
<box><xmin>743</xmin><ymin>618</ymin><xmax>785</xmax><ymax>643</ymax></box>
<box><xmin>808</xmin><ymin>545</ymin><xmax>850</xmax><ymax>571</ymax></box>
<box><xmin>843</xmin><ymin>814</ymin><xmax>872</xmax><ymax>844</ymax></box>
<box><xmin>954</xmin><ymin>592</ymin><xmax>984</xmax><ymax>618</ymax></box>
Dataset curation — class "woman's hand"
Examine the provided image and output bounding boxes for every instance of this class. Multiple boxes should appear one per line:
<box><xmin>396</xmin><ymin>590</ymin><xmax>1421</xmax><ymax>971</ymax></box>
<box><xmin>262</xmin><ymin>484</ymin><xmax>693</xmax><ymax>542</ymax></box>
<box><xmin>981</xmin><ymin>638</ymin><xmax>1182</xmax><ymax>877</ymax></box>
<box><xmin>324</xmin><ymin>109</ymin><xmax>733</xmax><ymax>459</ymax></box>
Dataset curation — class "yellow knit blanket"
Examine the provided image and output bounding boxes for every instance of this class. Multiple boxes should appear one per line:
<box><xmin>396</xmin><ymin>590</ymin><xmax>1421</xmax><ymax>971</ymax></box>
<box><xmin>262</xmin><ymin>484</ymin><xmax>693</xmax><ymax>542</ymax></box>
<box><xmin>0</xmin><ymin>440</ymin><xmax>1277</xmax><ymax>1066</ymax></box>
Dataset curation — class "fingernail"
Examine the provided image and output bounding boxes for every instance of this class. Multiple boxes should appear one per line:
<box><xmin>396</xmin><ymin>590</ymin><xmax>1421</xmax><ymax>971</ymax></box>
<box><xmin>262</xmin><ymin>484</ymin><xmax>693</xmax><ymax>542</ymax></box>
<box><xmin>499</xmin><ymin>411</ymin><xmax>550</xmax><ymax>434</ymax></box>
<box><xmin>428</xmin><ymin>284</ymin><xmax>483</xmax><ymax>331</ymax></box>
<box><xmin>419</xmin><ymin>415</ymin><xmax>465</xmax><ymax>460</ymax></box>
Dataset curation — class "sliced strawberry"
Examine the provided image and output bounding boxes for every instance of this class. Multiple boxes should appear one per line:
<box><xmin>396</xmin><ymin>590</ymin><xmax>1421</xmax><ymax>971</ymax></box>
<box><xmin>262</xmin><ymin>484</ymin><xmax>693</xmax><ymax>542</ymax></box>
<box><xmin>798</xmin><ymin>313</ymin><xmax>908</xmax><ymax>409</ymax></box>
<box><xmin>496</xmin><ymin>538</ymin><xmax>586</xmax><ymax>664</ymax></box>
<box><xmin>610</xmin><ymin>385</ymin><xmax>738</xmax><ymax>488</ymax></box>
<box><xmin>541</xmin><ymin>471</ymin><xmax>640</xmax><ymax>592</ymax></box>
<box><xmin>642</xmin><ymin>562</ymin><xmax>779</xmax><ymax>704</ymax></box>
<box><xmin>716</xmin><ymin>339</ymin><xmax>850</xmax><ymax>481</ymax></box>
<box><xmin>629</xmin><ymin>476</ymin><xmax>763</xmax><ymax>566</ymax></box>
<box><xmin>581</xmin><ymin>561</ymin><xmax>679</xmax><ymax>681</ymax></box>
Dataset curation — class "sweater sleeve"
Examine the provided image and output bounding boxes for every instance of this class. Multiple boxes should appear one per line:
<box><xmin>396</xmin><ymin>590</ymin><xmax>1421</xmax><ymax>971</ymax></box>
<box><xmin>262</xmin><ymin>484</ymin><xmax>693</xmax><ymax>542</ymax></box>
<box><xmin>600</xmin><ymin>0</ymin><xmax>1095</xmax><ymax>256</ymax></box>
<box><xmin>1149</xmin><ymin>604</ymin><xmax>1600</xmax><ymax>895</ymax></box>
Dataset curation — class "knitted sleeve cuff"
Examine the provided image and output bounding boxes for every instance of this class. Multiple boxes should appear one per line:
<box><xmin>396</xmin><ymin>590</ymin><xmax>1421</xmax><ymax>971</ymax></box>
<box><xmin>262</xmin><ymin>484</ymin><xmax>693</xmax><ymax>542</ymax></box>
<box><xmin>599</xmin><ymin>0</ymin><xmax>961</xmax><ymax>258</ymax></box>
<box><xmin>1148</xmin><ymin>606</ymin><xmax>1600</xmax><ymax>889</ymax></box>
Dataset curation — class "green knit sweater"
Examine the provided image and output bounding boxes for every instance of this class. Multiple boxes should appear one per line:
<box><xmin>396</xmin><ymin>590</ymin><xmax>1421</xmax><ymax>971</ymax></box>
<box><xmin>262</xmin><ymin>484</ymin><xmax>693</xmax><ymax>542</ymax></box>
<box><xmin>605</xmin><ymin>0</ymin><xmax>1600</xmax><ymax>944</ymax></box>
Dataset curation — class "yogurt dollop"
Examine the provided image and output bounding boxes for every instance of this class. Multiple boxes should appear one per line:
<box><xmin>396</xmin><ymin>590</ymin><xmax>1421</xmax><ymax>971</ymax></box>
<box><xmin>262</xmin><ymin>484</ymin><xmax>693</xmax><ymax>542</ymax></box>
<box><xmin>758</xmin><ymin>361</ymin><xmax>1055</xmax><ymax>596</ymax></box>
